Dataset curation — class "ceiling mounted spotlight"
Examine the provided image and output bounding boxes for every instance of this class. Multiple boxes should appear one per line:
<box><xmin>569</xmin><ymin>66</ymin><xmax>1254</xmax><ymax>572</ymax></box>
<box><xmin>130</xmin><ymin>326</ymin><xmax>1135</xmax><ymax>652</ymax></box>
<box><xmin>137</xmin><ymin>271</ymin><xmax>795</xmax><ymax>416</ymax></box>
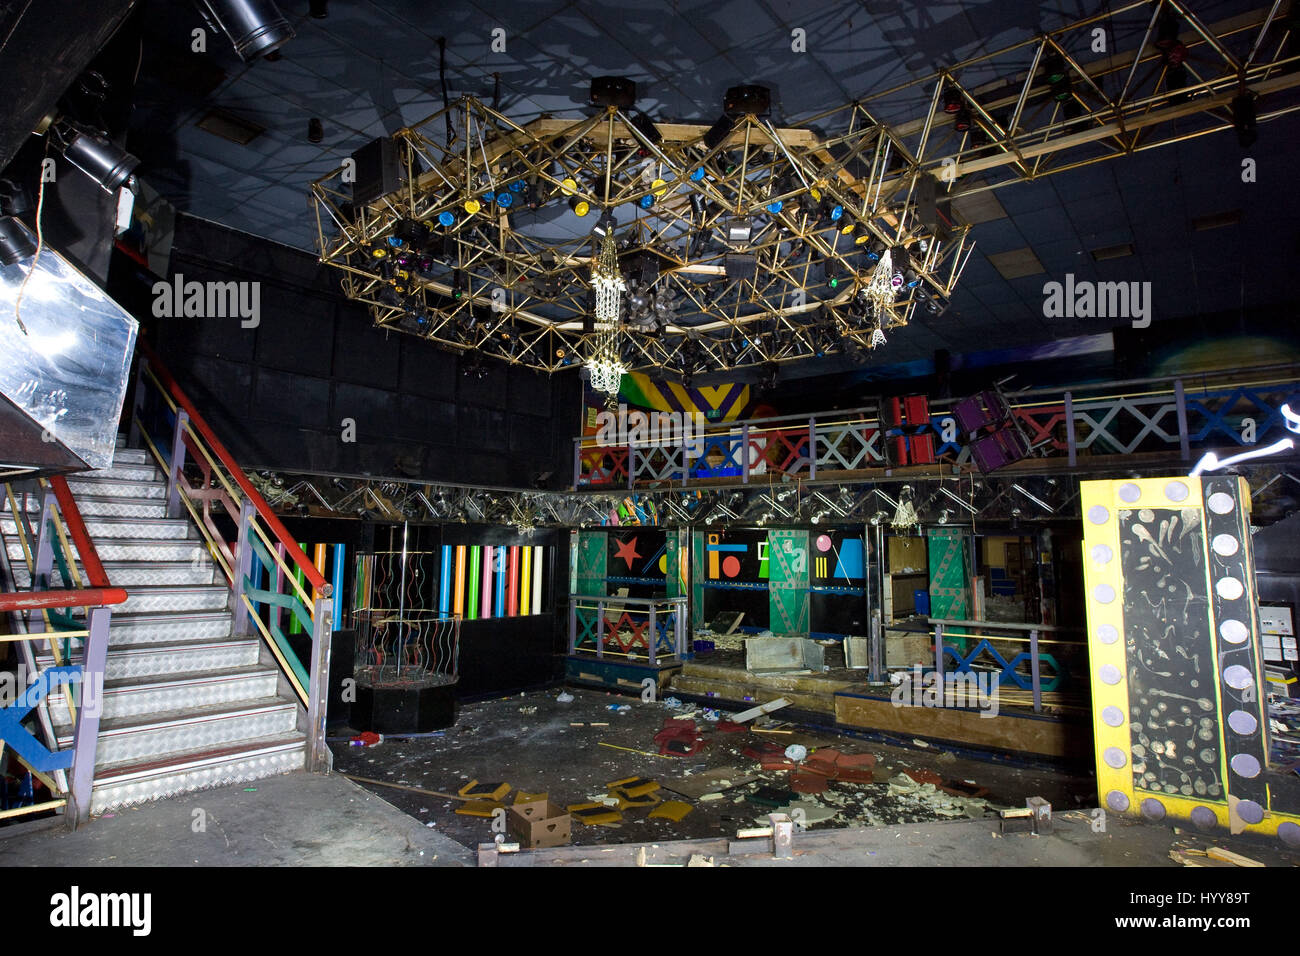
<box><xmin>590</xmin><ymin>76</ymin><xmax>638</xmax><ymax>110</ymax></box>
<box><xmin>1231</xmin><ymin>88</ymin><xmax>1257</xmax><ymax>147</ymax></box>
<box><xmin>0</xmin><ymin>216</ymin><xmax>37</xmax><ymax>266</ymax></box>
<box><xmin>194</xmin><ymin>0</ymin><xmax>296</xmax><ymax>62</ymax></box>
<box><xmin>54</xmin><ymin>122</ymin><xmax>140</xmax><ymax>193</ymax></box>
<box><xmin>307</xmin><ymin>117</ymin><xmax>324</xmax><ymax>143</ymax></box>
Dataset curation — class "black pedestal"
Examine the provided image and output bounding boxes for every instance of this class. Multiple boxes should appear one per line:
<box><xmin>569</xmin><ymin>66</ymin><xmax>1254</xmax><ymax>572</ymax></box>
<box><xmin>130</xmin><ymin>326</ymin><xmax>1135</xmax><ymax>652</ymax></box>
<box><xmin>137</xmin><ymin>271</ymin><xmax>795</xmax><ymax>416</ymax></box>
<box><xmin>351</xmin><ymin>673</ymin><xmax>458</xmax><ymax>734</ymax></box>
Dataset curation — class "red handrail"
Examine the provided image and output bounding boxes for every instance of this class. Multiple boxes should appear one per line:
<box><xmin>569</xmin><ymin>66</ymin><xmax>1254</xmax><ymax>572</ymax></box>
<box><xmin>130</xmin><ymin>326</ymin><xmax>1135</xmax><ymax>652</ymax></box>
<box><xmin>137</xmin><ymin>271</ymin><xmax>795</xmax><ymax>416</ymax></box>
<box><xmin>48</xmin><ymin>476</ymin><xmax>112</xmax><ymax>589</ymax></box>
<box><xmin>0</xmin><ymin>588</ymin><xmax>127</xmax><ymax>612</ymax></box>
<box><xmin>137</xmin><ymin>341</ymin><xmax>330</xmax><ymax>594</ymax></box>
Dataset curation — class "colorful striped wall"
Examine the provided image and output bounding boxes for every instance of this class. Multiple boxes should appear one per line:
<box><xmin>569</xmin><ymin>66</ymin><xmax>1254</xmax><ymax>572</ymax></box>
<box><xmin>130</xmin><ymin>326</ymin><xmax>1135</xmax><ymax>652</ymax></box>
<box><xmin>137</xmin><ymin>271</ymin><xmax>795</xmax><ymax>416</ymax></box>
<box><xmin>438</xmin><ymin>544</ymin><xmax>548</xmax><ymax>619</ymax></box>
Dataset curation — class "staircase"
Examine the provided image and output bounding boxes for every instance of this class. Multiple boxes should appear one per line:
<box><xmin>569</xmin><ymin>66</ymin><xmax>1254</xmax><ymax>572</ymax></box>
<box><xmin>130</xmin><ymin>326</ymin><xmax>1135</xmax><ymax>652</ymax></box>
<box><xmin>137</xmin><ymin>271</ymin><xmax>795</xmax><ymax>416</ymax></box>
<box><xmin>2</xmin><ymin>439</ymin><xmax>309</xmax><ymax>816</ymax></box>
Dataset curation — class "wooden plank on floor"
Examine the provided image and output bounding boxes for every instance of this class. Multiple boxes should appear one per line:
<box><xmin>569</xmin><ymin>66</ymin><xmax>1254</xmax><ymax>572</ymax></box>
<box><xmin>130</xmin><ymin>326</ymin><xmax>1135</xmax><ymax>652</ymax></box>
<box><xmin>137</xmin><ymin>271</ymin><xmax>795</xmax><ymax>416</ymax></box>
<box><xmin>833</xmin><ymin>692</ymin><xmax>1089</xmax><ymax>760</ymax></box>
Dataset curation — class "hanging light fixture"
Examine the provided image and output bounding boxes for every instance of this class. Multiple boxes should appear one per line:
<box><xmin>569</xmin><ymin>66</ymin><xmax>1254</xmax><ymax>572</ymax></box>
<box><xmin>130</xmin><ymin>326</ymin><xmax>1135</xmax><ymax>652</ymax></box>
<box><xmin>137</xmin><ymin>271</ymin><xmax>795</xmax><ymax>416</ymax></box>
<box><xmin>863</xmin><ymin>246</ymin><xmax>896</xmax><ymax>326</ymax></box>
<box><xmin>585</xmin><ymin>226</ymin><xmax>627</xmax><ymax>403</ymax></box>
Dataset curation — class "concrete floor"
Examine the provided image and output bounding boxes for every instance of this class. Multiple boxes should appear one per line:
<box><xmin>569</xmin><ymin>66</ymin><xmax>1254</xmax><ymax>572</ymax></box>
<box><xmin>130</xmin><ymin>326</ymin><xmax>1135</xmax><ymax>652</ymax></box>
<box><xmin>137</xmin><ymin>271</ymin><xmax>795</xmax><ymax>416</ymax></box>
<box><xmin>3</xmin><ymin>685</ymin><xmax>1297</xmax><ymax>868</ymax></box>
<box><xmin>492</xmin><ymin>812</ymin><xmax>1300</xmax><ymax>867</ymax></box>
<box><xmin>334</xmin><ymin>685</ymin><xmax>1099</xmax><ymax>849</ymax></box>
<box><xmin>0</xmin><ymin>771</ymin><xmax>473</xmax><ymax>867</ymax></box>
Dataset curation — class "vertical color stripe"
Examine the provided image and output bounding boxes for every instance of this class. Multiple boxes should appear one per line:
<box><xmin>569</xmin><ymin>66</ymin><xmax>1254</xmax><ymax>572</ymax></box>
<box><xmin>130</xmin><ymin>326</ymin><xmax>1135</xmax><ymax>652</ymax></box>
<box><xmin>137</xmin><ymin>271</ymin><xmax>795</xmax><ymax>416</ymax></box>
<box><xmin>495</xmin><ymin>549</ymin><xmax>506</xmax><ymax>616</ymax></box>
<box><xmin>453</xmin><ymin>545</ymin><xmax>466</xmax><ymax>617</ymax></box>
<box><xmin>468</xmin><ymin>545</ymin><xmax>481</xmax><ymax>619</ymax></box>
<box><xmin>520</xmin><ymin>546</ymin><xmax>532</xmax><ymax>614</ymax></box>
<box><xmin>439</xmin><ymin>545</ymin><xmax>451</xmax><ymax>615</ymax></box>
<box><xmin>507</xmin><ymin>546</ymin><xmax>519</xmax><ymax>616</ymax></box>
<box><xmin>532</xmin><ymin>545</ymin><xmax>543</xmax><ymax>615</ymax></box>
<box><xmin>332</xmin><ymin>543</ymin><xmax>345</xmax><ymax>626</ymax></box>
<box><xmin>291</xmin><ymin>543</ymin><xmax>307</xmax><ymax>635</ymax></box>
<box><xmin>481</xmin><ymin>546</ymin><xmax>494</xmax><ymax>618</ymax></box>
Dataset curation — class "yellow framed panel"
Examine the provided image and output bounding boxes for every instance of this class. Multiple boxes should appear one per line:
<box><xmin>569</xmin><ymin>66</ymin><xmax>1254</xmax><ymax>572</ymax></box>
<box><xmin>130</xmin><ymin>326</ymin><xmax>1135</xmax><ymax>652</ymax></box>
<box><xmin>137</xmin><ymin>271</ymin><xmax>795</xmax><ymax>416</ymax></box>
<box><xmin>1081</xmin><ymin>476</ymin><xmax>1300</xmax><ymax>848</ymax></box>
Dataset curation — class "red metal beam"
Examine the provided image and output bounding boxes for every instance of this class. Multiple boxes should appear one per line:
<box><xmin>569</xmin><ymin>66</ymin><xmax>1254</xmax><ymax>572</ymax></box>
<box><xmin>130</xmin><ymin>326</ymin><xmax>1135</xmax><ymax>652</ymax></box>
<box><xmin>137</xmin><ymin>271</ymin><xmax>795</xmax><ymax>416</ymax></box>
<box><xmin>0</xmin><ymin>587</ymin><xmax>127</xmax><ymax>612</ymax></box>
<box><xmin>47</xmin><ymin>475</ymin><xmax>111</xmax><ymax>589</ymax></box>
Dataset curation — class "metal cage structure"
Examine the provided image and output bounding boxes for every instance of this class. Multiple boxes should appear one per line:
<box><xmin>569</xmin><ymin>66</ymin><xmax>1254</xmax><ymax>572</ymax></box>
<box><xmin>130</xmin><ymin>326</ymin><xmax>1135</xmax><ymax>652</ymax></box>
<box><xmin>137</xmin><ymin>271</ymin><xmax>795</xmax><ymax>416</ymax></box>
<box><xmin>306</xmin><ymin>1</ymin><xmax>1300</xmax><ymax>378</ymax></box>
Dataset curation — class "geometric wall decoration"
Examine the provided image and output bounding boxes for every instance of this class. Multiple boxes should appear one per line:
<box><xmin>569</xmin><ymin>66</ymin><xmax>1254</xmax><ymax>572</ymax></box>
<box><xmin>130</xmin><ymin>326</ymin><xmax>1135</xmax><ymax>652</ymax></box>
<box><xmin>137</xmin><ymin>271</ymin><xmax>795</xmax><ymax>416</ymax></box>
<box><xmin>438</xmin><ymin>543</ymin><xmax>550</xmax><ymax>619</ymax></box>
<box><xmin>926</xmin><ymin>527</ymin><xmax>969</xmax><ymax>620</ymax></box>
<box><xmin>768</xmin><ymin>529</ymin><xmax>810</xmax><ymax>636</ymax></box>
<box><xmin>1081</xmin><ymin>476</ymin><xmax>1300</xmax><ymax>845</ymax></box>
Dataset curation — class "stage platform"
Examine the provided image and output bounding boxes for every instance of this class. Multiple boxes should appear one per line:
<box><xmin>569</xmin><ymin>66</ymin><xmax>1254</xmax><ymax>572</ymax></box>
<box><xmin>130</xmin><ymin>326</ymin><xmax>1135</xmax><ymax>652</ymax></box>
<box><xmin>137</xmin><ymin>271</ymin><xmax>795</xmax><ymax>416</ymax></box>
<box><xmin>659</xmin><ymin>646</ymin><xmax>1093</xmax><ymax>762</ymax></box>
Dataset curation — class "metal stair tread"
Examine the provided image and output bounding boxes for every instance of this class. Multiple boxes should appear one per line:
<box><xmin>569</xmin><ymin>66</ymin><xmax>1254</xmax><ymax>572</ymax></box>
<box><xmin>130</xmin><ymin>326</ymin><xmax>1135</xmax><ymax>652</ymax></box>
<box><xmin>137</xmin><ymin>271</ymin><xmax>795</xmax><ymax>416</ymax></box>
<box><xmin>56</xmin><ymin>696</ymin><xmax>295</xmax><ymax>742</ymax></box>
<box><xmin>92</xmin><ymin>733</ymin><xmax>307</xmax><ymax>782</ymax></box>
<box><xmin>37</xmin><ymin>636</ymin><xmax>257</xmax><ymax>666</ymax></box>
<box><xmin>102</xmin><ymin>608</ymin><xmax>232</xmax><ymax>625</ymax></box>
<box><xmin>85</xmin><ymin>663</ymin><xmax>282</xmax><ymax>694</ymax></box>
<box><xmin>65</xmin><ymin>474</ymin><xmax>165</xmax><ymax>490</ymax></box>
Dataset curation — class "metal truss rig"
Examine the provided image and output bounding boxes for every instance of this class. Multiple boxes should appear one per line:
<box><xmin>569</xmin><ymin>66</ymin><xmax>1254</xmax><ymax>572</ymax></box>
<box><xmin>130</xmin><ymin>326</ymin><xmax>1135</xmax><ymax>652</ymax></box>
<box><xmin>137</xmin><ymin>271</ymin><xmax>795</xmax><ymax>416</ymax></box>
<box><xmin>250</xmin><ymin>462</ymin><xmax>1300</xmax><ymax>530</ymax></box>
<box><xmin>308</xmin><ymin>2</ymin><xmax>1300</xmax><ymax>376</ymax></box>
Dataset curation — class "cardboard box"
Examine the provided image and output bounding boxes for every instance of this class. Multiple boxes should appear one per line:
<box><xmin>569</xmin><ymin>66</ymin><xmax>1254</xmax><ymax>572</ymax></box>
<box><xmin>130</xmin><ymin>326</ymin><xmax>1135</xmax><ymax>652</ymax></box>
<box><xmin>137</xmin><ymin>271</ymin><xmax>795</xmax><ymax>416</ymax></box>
<box><xmin>508</xmin><ymin>798</ymin><xmax>572</xmax><ymax>849</ymax></box>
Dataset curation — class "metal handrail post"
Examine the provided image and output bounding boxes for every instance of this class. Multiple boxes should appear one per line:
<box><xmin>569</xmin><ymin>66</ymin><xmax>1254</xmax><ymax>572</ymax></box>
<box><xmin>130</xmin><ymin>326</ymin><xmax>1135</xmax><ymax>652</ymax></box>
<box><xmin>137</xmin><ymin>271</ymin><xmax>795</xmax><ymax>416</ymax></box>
<box><xmin>165</xmin><ymin>409</ymin><xmax>190</xmax><ymax>519</ymax></box>
<box><xmin>67</xmin><ymin>605</ymin><xmax>109</xmax><ymax>827</ymax></box>
<box><xmin>306</xmin><ymin>596</ymin><xmax>334</xmax><ymax>772</ymax></box>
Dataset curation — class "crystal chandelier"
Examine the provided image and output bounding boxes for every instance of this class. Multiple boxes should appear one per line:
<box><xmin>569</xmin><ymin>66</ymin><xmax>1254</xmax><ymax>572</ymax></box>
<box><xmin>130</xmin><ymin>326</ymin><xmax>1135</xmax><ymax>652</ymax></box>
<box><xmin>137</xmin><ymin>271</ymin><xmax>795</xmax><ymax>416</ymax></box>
<box><xmin>891</xmin><ymin>485</ymin><xmax>919</xmax><ymax>531</ymax></box>
<box><xmin>863</xmin><ymin>247</ymin><xmax>897</xmax><ymax>328</ymax></box>
<box><xmin>586</xmin><ymin>228</ymin><xmax>627</xmax><ymax>401</ymax></box>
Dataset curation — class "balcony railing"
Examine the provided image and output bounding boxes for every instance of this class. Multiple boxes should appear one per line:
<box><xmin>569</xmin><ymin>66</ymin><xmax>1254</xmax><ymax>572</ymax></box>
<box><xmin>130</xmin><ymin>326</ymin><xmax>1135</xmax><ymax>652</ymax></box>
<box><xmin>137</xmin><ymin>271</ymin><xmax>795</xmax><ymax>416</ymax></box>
<box><xmin>574</xmin><ymin>365</ymin><xmax>1300</xmax><ymax>489</ymax></box>
<box><xmin>568</xmin><ymin>594</ymin><xmax>688</xmax><ymax>665</ymax></box>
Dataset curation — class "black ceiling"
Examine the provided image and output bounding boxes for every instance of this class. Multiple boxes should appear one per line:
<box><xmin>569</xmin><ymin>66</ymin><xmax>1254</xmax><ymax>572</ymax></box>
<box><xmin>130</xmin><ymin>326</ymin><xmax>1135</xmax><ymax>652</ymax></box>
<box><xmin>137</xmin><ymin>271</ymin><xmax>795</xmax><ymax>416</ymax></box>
<box><xmin>121</xmin><ymin>0</ymin><xmax>1300</xmax><ymax>367</ymax></box>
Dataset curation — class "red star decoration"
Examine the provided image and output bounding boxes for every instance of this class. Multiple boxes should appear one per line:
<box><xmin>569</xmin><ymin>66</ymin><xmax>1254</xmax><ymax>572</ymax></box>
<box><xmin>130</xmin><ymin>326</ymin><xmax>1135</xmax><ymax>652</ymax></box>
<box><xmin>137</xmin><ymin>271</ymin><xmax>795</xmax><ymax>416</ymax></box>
<box><xmin>614</xmin><ymin>536</ymin><xmax>641</xmax><ymax>570</ymax></box>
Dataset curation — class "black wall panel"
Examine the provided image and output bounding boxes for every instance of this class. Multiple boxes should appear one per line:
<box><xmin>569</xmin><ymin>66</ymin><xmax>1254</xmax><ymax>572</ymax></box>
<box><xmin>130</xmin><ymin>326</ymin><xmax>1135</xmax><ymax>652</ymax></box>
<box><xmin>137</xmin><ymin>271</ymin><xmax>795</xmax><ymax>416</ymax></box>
<box><xmin>147</xmin><ymin>214</ymin><xmax>580</xmax><ymax>489</ymax></box>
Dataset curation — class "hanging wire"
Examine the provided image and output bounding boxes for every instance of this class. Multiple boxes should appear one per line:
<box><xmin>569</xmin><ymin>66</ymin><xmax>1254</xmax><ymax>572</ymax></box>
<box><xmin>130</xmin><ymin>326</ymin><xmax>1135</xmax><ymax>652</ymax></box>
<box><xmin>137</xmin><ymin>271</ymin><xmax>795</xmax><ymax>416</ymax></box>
<box><xmin>12</xmin><ymin>138</ymin><xmax>52</xmax><ymax>335</ymax></box>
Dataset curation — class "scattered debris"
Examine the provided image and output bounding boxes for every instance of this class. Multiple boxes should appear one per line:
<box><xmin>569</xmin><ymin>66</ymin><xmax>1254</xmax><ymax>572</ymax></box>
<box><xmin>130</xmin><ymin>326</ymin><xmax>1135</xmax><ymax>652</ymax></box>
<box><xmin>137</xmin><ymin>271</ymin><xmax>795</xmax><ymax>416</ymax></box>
<box><xmin>731</xmin><ymin>697</ymin><xmax>792</xmax><ymax>723</ymax></box>
<box><xmin>650</xmin><ymin>801</ymin><xmax>694</xmax><ymax>822</ymax></box>
<box><xmin>1207</xmin><ymin>846</ymin><xmax>1264</xmax><ymax>868</ymax></box>
<box><xmin>556</xmin><ymin>691</ymin><xmax>575</xmax><ymax>703</ymax></box>
<box><xmin>458</xmin><ymin>780</ymin><xmax>511</xmax><ymax>801</ymax></box>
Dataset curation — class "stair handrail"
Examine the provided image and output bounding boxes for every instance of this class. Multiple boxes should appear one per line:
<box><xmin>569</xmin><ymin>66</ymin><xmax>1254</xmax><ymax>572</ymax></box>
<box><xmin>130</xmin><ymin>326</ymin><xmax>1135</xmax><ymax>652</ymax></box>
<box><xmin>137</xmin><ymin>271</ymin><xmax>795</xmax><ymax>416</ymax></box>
<box><xmin>0</xmin><ymin>481</ymin><xmax>124</xmax><ymax>827</ymax></box>
<box><xmin>47</xmin><ymin>476</ymin><xmax>114</xmax><ymax>591</ymax></box>
<box><xmin>130</xmin><ymin>342</ymin><xmax>334</xmax><ymax>774</ymax></box>
<box><xmin>135</xmin><ymin>340</ymin><xmax>329</xmax><ymax>596</ymax></box>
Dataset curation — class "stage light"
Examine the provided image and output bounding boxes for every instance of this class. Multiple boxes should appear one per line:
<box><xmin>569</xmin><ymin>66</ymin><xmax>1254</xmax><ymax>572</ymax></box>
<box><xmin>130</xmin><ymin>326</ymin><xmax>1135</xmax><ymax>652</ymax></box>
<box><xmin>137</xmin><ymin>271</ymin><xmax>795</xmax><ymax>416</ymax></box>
<box><xmin>194</xmin><ymin>0</ymin><xmax>295</xmax><ymax>62</ymax></box>
<box><xmin>452</xmin><ymin>269</ymin><xmax>465</xmax><ymax>300</ymax></box>
<box><xmin>943</xmin><ymin>86</ymin><xmax>963</xmax><ymax>114</ymax></box>
<box><xmin>766</xmin><ymin>199</ymin><xmax>784</xmax><ymax>215</ymax></box>
<box><xmin>727</xmin><ymin>217</ymin><xmax>752</xmax><ymax>243</ymax></box>
<box><xmin>629</xmin><ymin>111</ymin><xmax>663</xmax><ymax>155</ymax></box>
<box><xmin>0</xmin><ymin>216</ymin><xmax>35</xmax><ymax>266</ymax></box>
<box><xmin>1232</xmin><ymin>89</ymin><xmax>1257</xmax><ymax>147</ymax></box>
<box><xmin>638</xmin><ymin>193</ymin><xmax>654</xmax><ymax>209</ymax></box>
<box><xmin>1042</xmin><ymin>51</ymin><xmax>1074</xmax><ymax>105</ymax></box>
<box><xmin>495</xmin><ymin>191</ymin><xmax>514</xmax><ymax>208</ymax></box>
<box><xmin>308</xmin><ymin>117</ymin><xmax>323</xmax><ymax>143</ymax></box>
<box><xmin>569</xmin><ymin>196</ymin><xmax>591</xmax><ymax>217</ymax></box>
<box><xmin>57</xmin><ymin>123</ymin><xmax>140</xmax><ymax>193</ymax></box>
<box><xmin>464</xmin><ymin>198</ymin><xmax>481</xmax><ymax>215</ymax></box>
<box><xmin>438</xmin><ymin>211</ymin><xmax>456</xmax><ymax>227</ymax></box>
<box><xmin>954</xmin><ymin>108</ymin><xmax>973</xmax><ymax>133</ymax></box>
